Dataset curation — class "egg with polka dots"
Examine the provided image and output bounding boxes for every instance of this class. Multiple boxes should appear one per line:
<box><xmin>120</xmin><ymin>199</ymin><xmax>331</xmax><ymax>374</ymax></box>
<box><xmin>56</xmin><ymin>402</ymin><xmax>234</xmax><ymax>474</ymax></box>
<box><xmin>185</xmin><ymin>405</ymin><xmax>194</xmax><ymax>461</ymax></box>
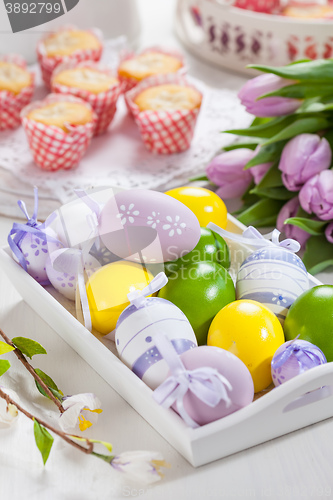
<box><xmin>45</xmin><ymin>249</ymin><xmax>101</xmax><ymax>300</ymax></box>
<box><xmin>16</xmin><ymin>227</ymin><xmax>61</xmax><ymax>284</ymax></box>
<box><xmin>98</xmin><ymin>189</ymin><xmax>201</xmax><ymax>263</ymax></box>
<box><xmin>115</xmin><ymin>296</ymin><xmax>198</xmax><ymax>389</ymax></box>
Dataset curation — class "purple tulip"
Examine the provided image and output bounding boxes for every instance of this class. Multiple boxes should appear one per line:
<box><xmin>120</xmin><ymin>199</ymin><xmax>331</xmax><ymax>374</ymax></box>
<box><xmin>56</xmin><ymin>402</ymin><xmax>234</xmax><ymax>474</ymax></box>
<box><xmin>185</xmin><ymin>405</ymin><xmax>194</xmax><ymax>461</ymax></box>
<box><xmin>299</xmin><ymin>170</ymin><xmax>333</xmax><ymax>220</ymax></box>
<box><xmin>325</xmin><ymin>223</ymin><xmax>333</xmax><ymax>244</ymax></box>
<box><xmin>276</xmin><ymin>197</ymin><xmax>310</xmax><ymax>247</ymax></box>
<box><xmin>238</xmin><ymin>73</ymin><xmax>302</xmax><ymax>117</ymax></box>
<box><xmin>250</xmin><ymin>162</ymin><xmax>272</xmax><ymax>185</ymax></box>
<box><xmin>206</xmin><ymin>148</ymin><xmax>254</xmax><ymax>199</ymax></box>
<box><xmin>279</xmin><ymin>134</ymin><xmax>332</xmax><ymax>192</ymax></box>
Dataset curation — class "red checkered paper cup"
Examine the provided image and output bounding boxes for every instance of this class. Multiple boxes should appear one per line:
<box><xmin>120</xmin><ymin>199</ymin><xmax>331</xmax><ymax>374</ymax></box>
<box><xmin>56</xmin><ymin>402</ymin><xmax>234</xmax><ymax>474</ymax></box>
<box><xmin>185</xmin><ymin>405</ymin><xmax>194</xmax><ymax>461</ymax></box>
<box><xmin>21</xmin><ymin>94</ymin><xmax>97</xmax><ymax>172</ymax></box>
<box><xmin>126</xmin><ymin>74</ymin><xmax>202</xmax><ymax>155</ymax></box>
<box><xmin>118</xmin><ymin>46</ymin><xmax>186</xmax><ymax>93</ymax></box>
<box><xmin>0</xmin><ymin>54</ymin><xmax>35</xmax><ymax>131</ymax></box>
<box><xmin>51</xmin><ymin>61</ymin><xmax>124</xmax><ymax>136</ymax></box>
<box><xmin>37</xmin><ymin>26</ymin><xmax>103</xmax><ymax>89</ymax></box>
<box><xmin>234</xmin><ymin>0</ymin><xmax>280</xmax><ymax>13</ymax></box>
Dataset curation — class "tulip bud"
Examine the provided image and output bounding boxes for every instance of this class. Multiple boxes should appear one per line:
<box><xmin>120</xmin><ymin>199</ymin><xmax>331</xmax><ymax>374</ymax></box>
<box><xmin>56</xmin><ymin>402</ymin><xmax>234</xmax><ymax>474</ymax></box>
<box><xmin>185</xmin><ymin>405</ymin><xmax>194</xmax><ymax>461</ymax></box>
<box><xmin>206</xmin><ymin>149</ymin><xmax>254</xmax><ymax>199</ymax></box>
<box><xmin>279</xmin><ymin>134</ymin><xmax>332</xmax><ymax>192</ymax></box>
<box><xmin>325</xmin><ymin>222</ymin><xmax>333</xmax><ymax>244</ymax></box>
<box><xmin>299</xmin><ymin>170</ymin><xmax>333</xmax><ymax>220</ymax></box>
<box><xmin>238</xmin><ymin>73</ymin><xmax>302</xmax><ymax>117</ymax></box>
<box><xmin>276</xmin><ymin>197</ymin><xmax>310</xmax><ymax>247</ymax></box>
<box><xmin>250</xmin><ymin>162</ymin><xmax>272</xmax><ymax>185</ymax></box>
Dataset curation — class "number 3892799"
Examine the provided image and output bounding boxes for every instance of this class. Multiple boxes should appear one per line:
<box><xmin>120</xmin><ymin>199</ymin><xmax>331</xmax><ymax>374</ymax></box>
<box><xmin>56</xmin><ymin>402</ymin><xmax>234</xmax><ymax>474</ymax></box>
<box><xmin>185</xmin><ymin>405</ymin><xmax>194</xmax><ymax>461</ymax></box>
<box><xmin>5</xmin><ymin>3</ymin><xmax>62</xmax><ymax>14</ymax></box>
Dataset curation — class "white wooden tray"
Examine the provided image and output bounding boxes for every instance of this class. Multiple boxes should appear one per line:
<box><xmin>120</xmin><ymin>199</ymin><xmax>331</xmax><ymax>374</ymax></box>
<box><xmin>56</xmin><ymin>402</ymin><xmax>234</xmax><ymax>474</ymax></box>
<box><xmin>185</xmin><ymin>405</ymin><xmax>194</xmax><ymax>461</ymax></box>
<box><xmin>1</xmin><ymin>214</ymin><xmax>333</xmax><ymax>468</ymax></box>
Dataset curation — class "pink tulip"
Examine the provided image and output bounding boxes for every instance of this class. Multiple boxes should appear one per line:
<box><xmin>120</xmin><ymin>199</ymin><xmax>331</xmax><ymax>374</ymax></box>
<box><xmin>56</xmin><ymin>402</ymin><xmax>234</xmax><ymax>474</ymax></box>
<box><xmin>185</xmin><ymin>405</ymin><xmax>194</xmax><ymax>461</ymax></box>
<box><xmin>238</xmin><ymin>73</ymin><xmax>302</xmax><ymax>117</ymax></box>
<box><xmin>206</xmin><ymin>148</ymin><xmax>254</xmax><ymax>199</ymax></box>
<box><xmin>279</xmin><ymin>134</ymin><xmax>332</xmax><ymax>192</ymax></box>
<box><xmin>250</xmin><ymin>162</ymin><xmax>272</xmax><ymax>185</ymax></box>
<box><xmin>299</xmin><ymin>170</ymin><xmax>333</xmax><ymax>220</ymax></box>
<box><xmin>325</xmin><ymin>223</ymin><xmax>333</xmax><ymax>244</ymax></box>
<box><xmin>276</xmin><ymin>197</ymin><xmax>311</xmax><ymax>247</ymax></box>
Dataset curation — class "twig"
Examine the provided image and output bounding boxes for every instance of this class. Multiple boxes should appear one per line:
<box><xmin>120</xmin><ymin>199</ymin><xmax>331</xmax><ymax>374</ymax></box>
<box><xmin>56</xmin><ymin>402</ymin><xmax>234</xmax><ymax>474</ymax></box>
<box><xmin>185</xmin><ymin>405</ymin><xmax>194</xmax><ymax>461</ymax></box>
<box><xmin>0</xmin><ymin>328</ymin><xmax>64</xmax><ymax>413</ymax></box>
<box><xmin>0</xmin><ymin>387</ymin><xmax>93</xmax><ymax>455</ymax></box>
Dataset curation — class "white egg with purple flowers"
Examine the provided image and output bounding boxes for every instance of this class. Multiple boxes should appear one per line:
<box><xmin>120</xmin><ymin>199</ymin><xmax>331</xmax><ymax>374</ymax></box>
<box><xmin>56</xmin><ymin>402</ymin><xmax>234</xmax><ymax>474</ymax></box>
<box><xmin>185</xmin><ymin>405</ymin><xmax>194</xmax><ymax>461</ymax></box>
<box><xmin>99</xmin><ymin>189</ymin><xmax>201</xmax><ymax>264</ymax></box>
<box><xmin>115</xmin><ymin>296</ymin><xmax>198</xmax><ymax>389</ymax></box>
<box><xmin>236</xmin><ymin>246</ymin><xmax>309</xmax><ymax>324</ymax></box>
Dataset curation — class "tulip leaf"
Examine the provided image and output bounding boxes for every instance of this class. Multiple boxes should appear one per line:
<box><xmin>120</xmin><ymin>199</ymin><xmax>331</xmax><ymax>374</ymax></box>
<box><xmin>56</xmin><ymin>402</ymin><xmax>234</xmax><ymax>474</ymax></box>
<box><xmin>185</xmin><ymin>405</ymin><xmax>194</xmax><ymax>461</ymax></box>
<box><xmin>226</xmin><ymin>115</ymin><xmax>295</xmax><ymax>138</ymax></box>
<box><xmin>284</xmin><ymin>217</ymin><xmax>327</xmax><ymax>236</ymax></box>
<box><xmin>236</xmin><ymin>198</ymin><xmax>285</xmax><ymax>227</ymax></box>
<box><xmin>0</xmin><ymin>341</ymin><xmax>15</xmax><ymax>356</ymax></box>
<box><xmin>0</xmin><ymin>360</ymin><xmax>11</xmax><ymax>377</ymax></box>
<box><xmin>255</xmin><ymin>164</ymin><xmax>283</xmax><ymax>188</ymax></box>
<box><xmin>258</xmin><ymin>83</ymin><xmax>333</xmax><ymax>100</ymax></box>
<box><xmin>33</xmin><ymin>419</ymin><xmax>54</xmax><ymax>466</ymax></box>
<box><xmin>223</xmin><ymin>142</ymin><xmax>259</xmax><ymax>152</ymax></box>
<box><xmin>250</xmin><ymin>185</ymin><xmax>295</xmax><ymax>200</ymax></box>
<box><xmin>248</xmin><ymin>60</ymin><xmax>333</xmax><ymax>83</ymax></box>
<box><xmin>188</xmin><ymin>174</ymin><xmax>209</xmax><ymax>181</ymax></box>
<box><xmin>11</xmin><ymin>337</ymin><xmax>47</xmax><ymax>359</ymax></box>
<box><xmin>303</xmin><ymin>235</ymin><xmax>333</xmax><ymax>274</ymax></box>
<box><xmin>262</xmin><ymin>117</ymin><xmax>330</xmax><ymax>146</ymax></box>
<box><xmin>244</xmin><ymin>141</ymin><xmax>286</xmax><ymax>169</ymax></box>
<box><xmin>34</xmin><ymin>369</ymin><xmax>63</xmax><ymax>401</ymax></box>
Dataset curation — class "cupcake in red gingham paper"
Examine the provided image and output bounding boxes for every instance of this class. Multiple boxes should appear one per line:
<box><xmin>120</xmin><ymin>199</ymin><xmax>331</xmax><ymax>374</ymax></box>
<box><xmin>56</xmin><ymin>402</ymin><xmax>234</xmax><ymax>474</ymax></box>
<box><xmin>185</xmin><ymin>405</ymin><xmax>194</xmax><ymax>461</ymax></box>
<box><xmin>37</xmin><ymin>27</ymin><xmax>103</xmax><ymax>88</ymax></box>
<box><xmin>21</xmin><ymin>93</ymin><xmax>97</xmax><ymax>171</ymax></box>
<box><xmin>0</xmin><ymin>54</ymin><xmax>34</xmax><ymax>131</ymax></box>
<box><xmin>51</xmin><ymin>61</ymin><xmax>123</xmax><ymax>136</ymax></box>
<box><xmin>118</xmin><ymin>47</ymin><xmax>186</xmax><ymax>93</ymax></box>
<box><xmin>125</xmin><ymin>73</ymin><xmax>202</xmax><ymax>155</ymax></box>
<box><xmin>234</xmin><ymin>0</ymin><xmax>281</xmax><ymax>13</ymax></box>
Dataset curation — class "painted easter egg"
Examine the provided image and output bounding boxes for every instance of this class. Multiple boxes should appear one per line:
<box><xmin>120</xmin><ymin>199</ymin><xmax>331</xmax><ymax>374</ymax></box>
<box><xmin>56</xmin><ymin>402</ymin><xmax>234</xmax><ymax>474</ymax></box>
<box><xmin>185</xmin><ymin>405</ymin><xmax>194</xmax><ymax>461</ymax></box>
<box><xmin>115</xmin><ymin>296</ymin><xmax>198</xmax><ymax>389</ymax></box>
<box><xmin>271</xmin><ymin>339</ymin><xmax>326</xmax><ymax>387</ymax></box>
<box><xmin>14</xmin><ymin>227</ymin><xmax>62</xmax><ymax>284</ymax></box>
<box><xmin>45</xmin><ymin>248</ymin><xmax>101</xmax><ymax>300</ymax></box>
<box><xmin>173</xmin><ymin>346</ymin><xmax>254</xmax><ymax>426</ymax></box>
<box><xmin>98</xmin><ymin>189</ymin><xmax>201</xmax><ymax>264</ymax></box>
<box><xmin>236</xmin><ymin>246</ymin><xmax>309</xmax><ymax>324</ymax></box>
<box><xmin>86</xmin><ymin>261</ymin><xmax>155</xmax><ymax>335</ymax></box>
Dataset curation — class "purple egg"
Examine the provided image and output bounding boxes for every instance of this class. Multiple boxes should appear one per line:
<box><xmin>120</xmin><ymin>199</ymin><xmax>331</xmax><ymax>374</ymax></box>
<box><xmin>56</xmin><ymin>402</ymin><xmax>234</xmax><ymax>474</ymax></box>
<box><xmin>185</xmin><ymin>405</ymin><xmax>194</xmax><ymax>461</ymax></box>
<box><xmin>271</xmin><ymin>339</ymin><xmax>327</xmax><ymax>387</ymax></box>
<box><xmin>98</xmin><ymin>189</ymin><xmax>201</xmax><ymax>263</ymax></box>
<box><xmin>174</xmin><ymin>346</ymin><xmax>254</xmax><ymax>426</ymax></box>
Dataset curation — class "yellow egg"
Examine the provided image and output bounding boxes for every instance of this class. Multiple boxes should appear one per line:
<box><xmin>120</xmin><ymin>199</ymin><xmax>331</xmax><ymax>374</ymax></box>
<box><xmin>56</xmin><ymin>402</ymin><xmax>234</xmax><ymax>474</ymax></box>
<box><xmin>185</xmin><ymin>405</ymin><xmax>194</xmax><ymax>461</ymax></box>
<box><xmin>86</xmin><ymin>261</ymin><xmax>154</xmax><ymax>335</ymax></box>
<box><xmin>165</xmin><ymin>186</ymin><xmax>227</xmax><ymax>228</ymax></box>
<box><xmin>207</xmin><ymin>300</ymin><xmax>285</xmax><ymax>392</ymax></box>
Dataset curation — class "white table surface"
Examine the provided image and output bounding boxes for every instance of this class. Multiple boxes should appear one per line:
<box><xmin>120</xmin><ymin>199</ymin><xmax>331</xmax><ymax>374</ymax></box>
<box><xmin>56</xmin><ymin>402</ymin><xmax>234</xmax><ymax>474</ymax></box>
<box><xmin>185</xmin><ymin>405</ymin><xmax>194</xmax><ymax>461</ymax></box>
<box><xmin>1</xmin><ymin>1</ymin><xmax>333</xmax><ymax>499</ymax></box>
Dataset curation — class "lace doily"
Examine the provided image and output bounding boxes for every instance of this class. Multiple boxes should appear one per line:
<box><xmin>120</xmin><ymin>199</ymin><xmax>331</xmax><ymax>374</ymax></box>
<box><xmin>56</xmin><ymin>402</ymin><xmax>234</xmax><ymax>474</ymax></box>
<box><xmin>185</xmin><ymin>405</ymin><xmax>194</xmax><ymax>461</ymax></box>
<box><xmin>0</xmin><ymin>38</ymin><xmax>251</xmax><ymax>219</ymax></box>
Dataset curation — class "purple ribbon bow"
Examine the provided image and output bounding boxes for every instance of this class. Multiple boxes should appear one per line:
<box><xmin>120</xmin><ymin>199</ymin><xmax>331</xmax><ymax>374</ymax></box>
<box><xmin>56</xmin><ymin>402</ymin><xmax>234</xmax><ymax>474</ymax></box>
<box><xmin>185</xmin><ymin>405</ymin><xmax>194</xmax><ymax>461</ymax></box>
<box><xmin>271</xmin><ymin>340</ymin><xmax>326</xmax><ymax>372</ymax></box>
<box><xmin>7</xmin><ymin>187</ymin><xmax>57</xmax><ymax>273</ymax></box>
<box><xmin>152</xmin><ymin>333</ymin><xmax>233</xmax><ymax>428</ymax></box>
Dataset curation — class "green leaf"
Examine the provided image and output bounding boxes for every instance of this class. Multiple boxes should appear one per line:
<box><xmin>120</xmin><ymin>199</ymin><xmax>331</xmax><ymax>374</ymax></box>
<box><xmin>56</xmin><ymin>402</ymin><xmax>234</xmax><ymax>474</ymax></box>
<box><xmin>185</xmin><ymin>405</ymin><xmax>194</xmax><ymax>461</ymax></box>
<box><xmin>236</xmin><ymin>198</ymin><xmax>285</xmax><ymax>227</ymax></box>
<box><xmin>0</xmin><ymin>360</ymin><xmax>10</xmax><ymax>377</ymax></box>
<box><xmin>0</xmin><ymin>341</ymin><xmax>15</xmax><ymax>355</ymax></box>
<box><xmin>33</xmin><ymin>419</ymin><xmax>54</xmax><ymax>466</ymax></box>
<box><xmin>255</xmin><ymin>164</ymin><xmax>283</xmax><ymax>189</ymax></box>
<box><xmin>71</xmin><ymin>436</ymin><xmax>113</xmax><ymax>453</ymax></box>
<box><xmin>91</xmin><ymin>451</ymin><xmax>114</xmax><ymax>464</ymax></box>
<box><xmin>34</xmin><ymin>369</ymin><xmax>63</xmax><ymax>401</ymax></box>
<box><xmin>250</xmin><ymin>186</ymin><xmax>295</xmax><ymax>200</ymax></box>
<box><xmin>226</xmin><ymin>115</ymin><xmax>295</xmax><ymax>138</ymax></box>
<box><xmin>303</xmin><ymin>235</ymin><xmax>333</xmax><ymax>274</ymax></box>
<box><xmin>188</xmin><ymin>174</ymin><xmax>209</xmax><ymax>182</ymax></box>
<box><xmin>284</xmin><ymin>217</ymin><xmax>327</xmax><ymax>236</ymax></box>
<box><xmin>244</xmin><ymin>141</ymin><xmax>286</xmax><ymax>169</ymax></box>
<box><xmin>259</xmin><ymin>83</ymin><xmax>333</xmax><ymax>100</ymax></box>
<box><xmin>223</xmin><ymin>142</ymin><xmax>259</xmax><ymax>152</ymax></box>
<box><xmin>262</xmin><ymin>117</ymin><xmax>330</xmax><ymax>146</ymax></box>
<box><xmin>248</xmin><ymin>60</ymin><xmax>333</xmax><ymax>83</ymax></box>
<box><xmin>12</xmin><ymin>337</ymin><xmax>47</xmax><ymax>359</ymax></box>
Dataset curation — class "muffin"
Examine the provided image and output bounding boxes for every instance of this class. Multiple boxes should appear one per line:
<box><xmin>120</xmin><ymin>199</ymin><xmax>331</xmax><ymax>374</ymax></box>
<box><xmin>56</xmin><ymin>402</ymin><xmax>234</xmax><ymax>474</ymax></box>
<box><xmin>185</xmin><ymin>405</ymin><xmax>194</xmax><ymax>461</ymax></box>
<box><xmin>283</xmin><ymin>5</ymin><xmax>333</xmax><ymax>18</ymax></box>
<box><xmin>37</xmin><ymin>28</ymin><xmax>103</xmax><ymax>88</ymax></box>
<box><xmin>0</xmin><ymin>55</ymin><xmax>34</xmax><ymax>131</ymax></box>
<box><xmin>118</xmin><ymin>48</ymin><xmax>184</xmax><ymax>92</ymax></box>
<box><xmin>21</xmin><ymin>94</ymin><xmax>96</xmax><ymax>171</ymax></box>
<box><xmin>51</xmin><ymin>62</ymin><xmax>123</xmax><ymax>135</ymax></box>
<box><xmin>126</xmin><ymin>74</ymin><xmax>202</xmax><ymax>155</ymax></box>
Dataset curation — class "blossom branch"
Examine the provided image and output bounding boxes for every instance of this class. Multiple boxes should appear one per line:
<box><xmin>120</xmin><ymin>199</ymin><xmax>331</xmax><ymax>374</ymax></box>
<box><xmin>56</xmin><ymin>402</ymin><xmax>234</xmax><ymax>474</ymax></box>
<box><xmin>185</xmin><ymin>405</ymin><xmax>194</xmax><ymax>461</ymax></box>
<box><xmin>0</xmin><ymin>328</ymin><xmax>64</xmax><ymax>413</ymax></box>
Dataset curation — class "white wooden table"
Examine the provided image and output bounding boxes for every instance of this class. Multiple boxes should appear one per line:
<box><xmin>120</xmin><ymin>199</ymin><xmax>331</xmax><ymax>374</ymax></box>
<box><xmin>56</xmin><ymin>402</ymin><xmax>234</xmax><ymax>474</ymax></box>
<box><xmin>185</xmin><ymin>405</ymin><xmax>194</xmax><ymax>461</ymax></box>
<box><xmin>1</xmin><ymin>1</ymin><xmax>333</xmax><ymax>499</ymax></box>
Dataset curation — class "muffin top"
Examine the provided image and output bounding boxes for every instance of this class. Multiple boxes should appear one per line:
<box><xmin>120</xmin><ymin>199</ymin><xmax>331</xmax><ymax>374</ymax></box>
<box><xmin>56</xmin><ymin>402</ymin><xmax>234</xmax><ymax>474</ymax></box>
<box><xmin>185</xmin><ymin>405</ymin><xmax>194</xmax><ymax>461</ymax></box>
<box><xmin>134</xmin><ymin>84</ymin><xmax>202</xmax><ymax>112</ymax></box>
<box><xmin>43</xmin><ymin>30</ymin><xmax>101</xmax><ymax>57</ymax></box>
<box><xmin>27</xmin><ymin>101</ymin><xmax>94</xmax><ymax>132</ymax></box>
<box><xmin>283</xmin><ymin>5</ymin><xmax>333</xmax><ymax>17</ymax></box>
<box><xmin>118</xmin><ymin>52</ymin><xmax>183</xmax><ymax>81</ymax></box>
<box><xmin>0</xmin><ymin>62</ymin><xmax>32</xmax><ymax>95</ymax></box>
<box><xmin>53</xmin><ymin>67</ymin><xmax>119</xmax><ymax>94</ymax></box>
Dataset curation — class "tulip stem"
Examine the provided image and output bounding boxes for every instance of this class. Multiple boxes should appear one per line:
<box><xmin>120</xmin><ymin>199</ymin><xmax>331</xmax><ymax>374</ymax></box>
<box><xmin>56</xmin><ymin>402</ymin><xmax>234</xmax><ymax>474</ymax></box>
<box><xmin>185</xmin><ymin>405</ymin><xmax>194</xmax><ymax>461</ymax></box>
<box><xmin>0</xmin><ymin>328</ymin><xmax>64</xmax><ymax>413</ymax></box>
<box><xmin>0</xmin><ymin>387</ymin><xmax>93</xmax><ymax>455</ymax></box>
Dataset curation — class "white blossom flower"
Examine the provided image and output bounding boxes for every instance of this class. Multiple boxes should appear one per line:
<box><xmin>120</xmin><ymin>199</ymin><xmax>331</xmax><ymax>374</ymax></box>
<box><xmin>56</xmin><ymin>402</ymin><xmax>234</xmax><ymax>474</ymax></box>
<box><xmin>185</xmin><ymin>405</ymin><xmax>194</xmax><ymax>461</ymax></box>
<box><xmin>116</xmin><ymin>204</ymin><xmax>140</xmax><ymax>225</ymax></box>
<box><xmin>59</xmin><ymin>393</ymin><xmax>102</xmax><ymax>432</ymax></box>
<box><xmin>0</xmin><ymin>387</ymin><xmax>19</xmax><ymax>428</ymax></box>
<box><xmin>272</xmin><ymin>290</ymin><xmax>288</xmax><ymax>307</ymax></box>
<box><xmin>110</xmin><ymin>451</ymin><xmax>170</xmax><ymax>484</ymax></box>
<box><xmin>147</xmin><ymin>211</ymin><xmax>161</xmax><ymax>229</ymax></box>
<box><xmin>162</xmin><ymin>216</ymin><xmax>186</xmax><ymax>237</ymax></box>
